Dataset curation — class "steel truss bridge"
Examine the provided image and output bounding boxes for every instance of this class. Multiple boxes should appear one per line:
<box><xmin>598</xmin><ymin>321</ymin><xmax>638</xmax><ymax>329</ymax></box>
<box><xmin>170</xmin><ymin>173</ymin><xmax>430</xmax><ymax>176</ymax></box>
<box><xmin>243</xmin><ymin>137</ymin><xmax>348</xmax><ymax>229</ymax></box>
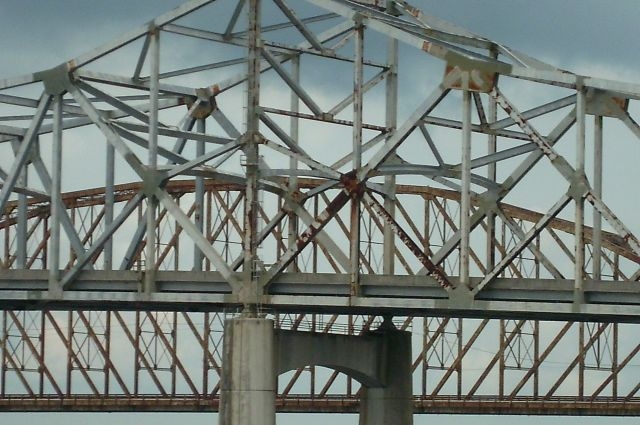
<box><xmin>1</xmin><ymin>0</ymin><xmax>640</xmax><ymax>418</ymax></box>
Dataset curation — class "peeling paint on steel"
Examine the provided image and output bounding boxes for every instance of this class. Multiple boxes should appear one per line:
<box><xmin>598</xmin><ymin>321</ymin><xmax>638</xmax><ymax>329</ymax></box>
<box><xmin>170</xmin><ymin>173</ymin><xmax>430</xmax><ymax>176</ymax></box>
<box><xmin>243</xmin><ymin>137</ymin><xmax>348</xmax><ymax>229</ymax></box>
<box><xmin>444</xmin><ymin>64</ymin><xmax>497</xmax><ymax>93</ymax></box>
<box><xmin>365</xmin><ymin>193</ymin><xmax>452</xmax><ymax>290</ymax></box>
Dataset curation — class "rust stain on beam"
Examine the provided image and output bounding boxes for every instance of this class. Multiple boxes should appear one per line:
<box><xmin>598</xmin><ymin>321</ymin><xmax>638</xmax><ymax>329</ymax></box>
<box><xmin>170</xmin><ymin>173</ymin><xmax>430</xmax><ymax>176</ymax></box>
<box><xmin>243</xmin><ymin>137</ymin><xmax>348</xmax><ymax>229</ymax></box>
<box><xmin>364</xmin><ymin>192</ymin><xmax>452</xmax><ymax>289</ymax></box>
<box><xmin>1</xmin><ymin>396</ymin><xmax>639</xmax><ymax>415</ymax></box>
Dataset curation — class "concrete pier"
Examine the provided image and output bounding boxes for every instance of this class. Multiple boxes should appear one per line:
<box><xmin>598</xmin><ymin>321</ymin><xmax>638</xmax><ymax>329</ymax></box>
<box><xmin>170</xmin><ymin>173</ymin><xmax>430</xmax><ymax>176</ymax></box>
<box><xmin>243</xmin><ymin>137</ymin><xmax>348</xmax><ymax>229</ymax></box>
<box><xmin>359</xmin><ymin>328</ymin><xmax>413</xmax><ymax>425</ymax></box>
<box><xmin>220</xmin><ymin>318</ymin><xmax>412</xmax><ymax>424</ymax></box>
<box><xmin>219</xmin><ymin>318</ymin><xmax>276</xmax><ymax>425</ymax></box>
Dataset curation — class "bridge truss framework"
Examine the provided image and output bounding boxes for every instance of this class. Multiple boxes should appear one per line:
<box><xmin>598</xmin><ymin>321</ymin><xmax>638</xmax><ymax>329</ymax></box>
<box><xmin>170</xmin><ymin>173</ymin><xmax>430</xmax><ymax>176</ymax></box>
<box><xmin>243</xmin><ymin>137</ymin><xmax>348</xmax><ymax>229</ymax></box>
<box><xmin>1</xmin><ymin>0</ymin><xmax>640</xmax><ymax>418</ymax></box>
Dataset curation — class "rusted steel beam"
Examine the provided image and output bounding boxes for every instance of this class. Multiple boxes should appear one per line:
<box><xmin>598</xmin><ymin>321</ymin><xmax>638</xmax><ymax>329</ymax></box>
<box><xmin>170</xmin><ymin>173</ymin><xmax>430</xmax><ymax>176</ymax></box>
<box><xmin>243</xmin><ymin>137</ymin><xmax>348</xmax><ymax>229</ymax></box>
<box><xmin>465</xmin><ymin>320</ymin><xmax>527</xmax><ymax>398</ymax></box>
<box><xmin>429</xmin><ymin>318</ymin><xmax>490</xmax><ymax>396</ymax></box>
<box><xmin>259</xmin><ymin>187</ymin><xmax>351</xmax><ymax>288</ymax></box>
<box><xmin>7</xmin><ymin>311</ymin><xmax>63</xmax><ymax>396</ymax></box>
<box><xmin>143</xmin><ymin>311</ymin><xmax>199</xmax><ymax>395</ymax></box>
<box><xmin>589</xmin><ymin>341</ymin><xmax>640</xmax><ymax>400</ymax></box>
<box><xmin>411</xmin><ymin>317</ymin><xmax>450</xmax><ymax>372</ymax></box>
<box><xmin>508</xmin><ymin>321</ymin><xmax>573</xmax><ymax>399</ymax></box>
<box><xmin>544</xmin><ymin>321</ymin><xmax>609</xmax><ymax>399</ymax></box>
<box><xmin>44</xmin><ymin>311</ymin><xmax>101</xmax><ymax>395</ymax></box>
<box><xmin>75</xmin><ymin>311</ymin><xmax>129</xmax><ymax>395</ymax></box>
<box><xmin>112</xmin><ymin>311</ymin><xmax>168</xmax><ymax>396</ymax></box>
<box><xmin>3</xmin><ymin>179</ymin><xmax>635</xmax><ymax>263</ymax></box>
<box><xmin>0</xmin><ymin>395</ymin><xmax>639</xmax><ymax>415</ymax></box>
<box><xmin>364</xmin><ymin>192</ymin><xmax>452</xmax><ymax>290</ymax></box>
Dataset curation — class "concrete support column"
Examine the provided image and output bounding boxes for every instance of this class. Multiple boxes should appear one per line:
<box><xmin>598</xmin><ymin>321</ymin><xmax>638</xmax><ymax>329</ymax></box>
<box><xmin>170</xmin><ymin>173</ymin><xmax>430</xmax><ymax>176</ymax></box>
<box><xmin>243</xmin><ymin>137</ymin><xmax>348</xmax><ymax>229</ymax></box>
<box><xmin>359</xmin><ymin>328</ymin><xmax>413</xmax><ymax>425</ymax></box>
<box><xmin>220</xmin><ymin>318</ymin><xmax>275</xmax><ymax>425</ymax></box>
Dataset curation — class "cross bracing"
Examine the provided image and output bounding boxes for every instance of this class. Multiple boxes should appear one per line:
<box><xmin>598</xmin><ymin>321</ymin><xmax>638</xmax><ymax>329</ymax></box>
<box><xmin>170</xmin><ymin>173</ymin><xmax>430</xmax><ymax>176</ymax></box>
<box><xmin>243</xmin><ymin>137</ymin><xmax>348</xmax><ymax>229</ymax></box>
<box><xmin>0</xmin><ymin>0</ymin><xmax>639</xmax><ymax>416</ymax></box>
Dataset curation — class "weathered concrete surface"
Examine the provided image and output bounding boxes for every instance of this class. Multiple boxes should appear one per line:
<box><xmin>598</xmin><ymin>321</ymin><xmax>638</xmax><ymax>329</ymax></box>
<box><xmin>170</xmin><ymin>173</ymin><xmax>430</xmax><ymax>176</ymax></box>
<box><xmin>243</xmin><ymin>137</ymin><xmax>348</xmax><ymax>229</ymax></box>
<box><xmin>276</xmin><ymin>324</ymin><xmax>413</xmax><ymax>425</ymax></box>
<box><xmin>220</xmin><ymin>318</ymin><xmax>412</xmax><ymax>424</ymax></box>
<box><xmin>359</xmin><ymin>328</ymin><xmax>413</xmax><ymax>425</ymax></box>
<box><xmin>276</xmin><ymin>329</ymin><xmax>384</xmax><ymax>387</ymax></box>
<box><xmin>219</xmin><ymin>318</ymin><xmax>276</xmax><ymax>425</ymax></box>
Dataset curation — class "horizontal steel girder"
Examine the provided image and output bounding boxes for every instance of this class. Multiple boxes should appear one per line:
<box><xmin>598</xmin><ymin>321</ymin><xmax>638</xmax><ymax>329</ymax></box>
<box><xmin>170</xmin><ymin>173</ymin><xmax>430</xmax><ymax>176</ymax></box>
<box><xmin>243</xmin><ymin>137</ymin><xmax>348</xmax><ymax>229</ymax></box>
<box><xmin>1</xmin><ymin>269</ymin><xmax>640</xmax><ymax>322</ymax></box>
<box><xmin>0</xmin><ymin>396</ymin><xmax>638</xmax><ymax>416</ymax></box>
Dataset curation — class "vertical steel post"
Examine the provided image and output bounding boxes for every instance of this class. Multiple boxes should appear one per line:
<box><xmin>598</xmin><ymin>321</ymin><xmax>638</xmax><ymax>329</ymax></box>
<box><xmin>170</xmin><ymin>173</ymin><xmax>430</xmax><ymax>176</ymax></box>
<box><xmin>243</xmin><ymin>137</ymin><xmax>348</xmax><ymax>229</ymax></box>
<box><xmin>578</xmin><ymin>322</ymin><xmax>585</xmax><ymax>399</ymax></box>
<box><xmin>104</xmin><ymin>141</ymin><xmax>115</xmax><ymax>271</ymax></box>
<box><xmin>499</xmin><ymin>319</ymin><xmax>505</xmax><ymax>398</ymax></box>
<box><xmin>38</xmin><ymin>312</ymin><xmax>45</xmax><ymax>395</ymax></box>
<box><xmin>3</xmin><ymin>217</ymin><xmax>9</xmax><ymax>266</ymax></box>
<box><xmin>145</xmin><ymin>26</ymin><xmax>160</xmax><ymax>293</ymax></box>
<box><xmin>287</xmin><ymin>56</ymin><xmax>300</xmax><ymax>272</ymax></box>
<box><xmin>134</xmin><ymin>311</ymin><xmax>141</xmax><ymax>395</ymax></box>
<box><xmin>574</xmin><ymin>84</ymin><xmax>586</xmax><ymax>303</ymax></box>
<box><xmin>383</xmin><ymin>20</ymin><xmax>398</xmax><ymax>275</ymax></box>
<box><xmin>460</xmin><ymin>75</ymin><xmax>472</xmax><ymax>287</ymax></box>
<box><xmin>148</xmin><ymin>26</ymin><xmax>160</xmax><ymax>172</ymax></box>
<box><xmin>243</xmin><ymin>0</ymin><xmax>262</xmax><ymax>310</ymax></box>
<box><xmin>421</xmin><ymin>318</ymin><xmax>428</xmax><ymax>396</ymax></box>
<box><xmin>534</xmin><ymin>320</ymin><xmax>540</xmax><ymax>397</ymax></box>
<box><xmin>194</xmin><ymin>119</ymin><xmax>206</xmax><ymax>271</ymax></box>
<box><xmin>205</xmin><ymin>192</ymin><xmax>212</xmax><ymax>270</ymax></box>
<box><xmin>49</xmin><ymin>94</ymin><xmax>63</xmax><ymax>294</ymax></box>
<box><xmin>16</xmin><ymin>166</ymin><xmax>27</xmax><ymax>269</ymax></box>
<box><xmin>613</xmin><ymin>323</ymin><xmax>618</xmax><ymax>398</ymax></box>
<box><xmin>0</xmin><ymin>311</ymin><xmax>6</xmax><ymax>396</ymax></box>
<box><xmin>592</xmin><ymin>115</ymin><xmax>603</xmax><ymax>280</ymax></box>
<box><xmin>174</xmin><ymin>204</ymin><xmax>180</xmax><ymax>271</ymax></box>
<box><xmin>66</xmin><ymin>311</ymin><xmax>72</xmax><ymax>395</ymax></box>
<box><xmin>171</xmin><ymin>311</ymin><xmax>177</xmax><ymax>395</ymax></box>
<box><xmin>313</xmin><ymin>198</ymin><xmax>318</xmax><ymax>273</ymax></box>
<box><xmin>486</xmin><ymin>52</ymin><xmax>498</xmax><ymax>270</ymax></box>
<box><xmin>203</xmin><ymin>312</ymin><xmax>210</xmax><ymax>394</ymax></box>
<box><xmin>105</xmin><ymin>311</ymin><xmax>111</xmax><ymax>395</ymax></box>
<box><xmin>350</xmin><ymin>17</ymin><xmax>364</xmax><ymax>296</ymax></box>
<box><xmin>456</xmin><ymin>318</ymin><xmax>463</xmax><ymax>398</ymax></box>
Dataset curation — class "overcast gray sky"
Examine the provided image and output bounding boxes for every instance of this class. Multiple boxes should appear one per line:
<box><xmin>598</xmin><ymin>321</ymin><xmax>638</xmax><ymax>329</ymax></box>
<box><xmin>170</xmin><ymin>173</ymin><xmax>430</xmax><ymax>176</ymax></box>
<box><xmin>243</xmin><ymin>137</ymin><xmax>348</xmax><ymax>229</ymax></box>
<box><xmin>0</xmin><ymin>1</ymin><xmax>639</xmax><ymax>424</ymax></box>
<box><xmin>2</xmin><ymin>0</ymin><xmax>640</xmax><ymax>134</ymax></box>
<box><xmin>2</xmin><ymin>0</ymin><xmax>639</xmax><ymax>78</ymax></box>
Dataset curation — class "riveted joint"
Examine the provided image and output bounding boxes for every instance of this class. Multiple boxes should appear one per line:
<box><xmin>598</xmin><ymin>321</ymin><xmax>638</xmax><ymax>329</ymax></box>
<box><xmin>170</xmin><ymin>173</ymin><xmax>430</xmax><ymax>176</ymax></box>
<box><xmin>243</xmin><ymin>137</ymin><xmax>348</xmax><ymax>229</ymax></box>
<box><xmin>183</xmin><ymin>89</ymin><xmax>218</xmax><ymax>119</ymax></box>
<box><xmin>147</xmin><ymin>23</ymin><xmax>160</xmax><ymax>37</ymax></box>
<box><xmin>353</xmin><ymin>13</ymin><xmax>366</xmax><ymax>27</ymax></box>
<box><xmin>341</xmin><ymin>171</ymin><xmax>365</xmax><ymax>199</ymax></box>
<box><xmin>479</xmin><ymin>189</ymin><xmax>500</xmax><ymax>214</ymax></box>
<box><xmin>444</xmin><ymin>64</ymin><xmax>498</xmax><ymax>93</ymax></box>
<box><xmin>141</xmin><ymin>168</ymin><xmax>166</xmax><ymax>197</ymax></box>
<box><xmin>36</xmin><ymin>62</ymin><xmax>76</xmax><ymax>96</ymax></box>
<box><xmin>568</xmin><ymin>172</ymin><xmax>589</xmax><ymax>201</ymax></box>
<box><xmin>449</xmin><ymin>284</ymin><xmax>474</xmax><ymax>307</ymax></box>
<box><xmin>11</xmin><ymin>139</ymin><xmax>39</xmax><ymax>165</ymax></box>
<box><xmin>284</xmin><ymin>186</ymin><xmax>303</xmax><ymax>205</ymax></box>
<box><xmin>251</xmin><ymin>132</ymin><xmax>265</xmax><ymax>144</ymax></box>
<box><xmin>385</xmin><ymin>1</ymin><xmax>404</xmax><ymax>16</ymax></box>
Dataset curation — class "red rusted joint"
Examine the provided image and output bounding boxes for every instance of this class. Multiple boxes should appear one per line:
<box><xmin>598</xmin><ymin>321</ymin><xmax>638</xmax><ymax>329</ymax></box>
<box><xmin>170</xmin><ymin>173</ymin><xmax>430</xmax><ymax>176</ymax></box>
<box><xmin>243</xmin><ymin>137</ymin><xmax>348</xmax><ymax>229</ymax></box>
<box><xmin>340</xmin><ymin>171</ymin><xmax>364</xmax><ymax>199</ymax></box>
